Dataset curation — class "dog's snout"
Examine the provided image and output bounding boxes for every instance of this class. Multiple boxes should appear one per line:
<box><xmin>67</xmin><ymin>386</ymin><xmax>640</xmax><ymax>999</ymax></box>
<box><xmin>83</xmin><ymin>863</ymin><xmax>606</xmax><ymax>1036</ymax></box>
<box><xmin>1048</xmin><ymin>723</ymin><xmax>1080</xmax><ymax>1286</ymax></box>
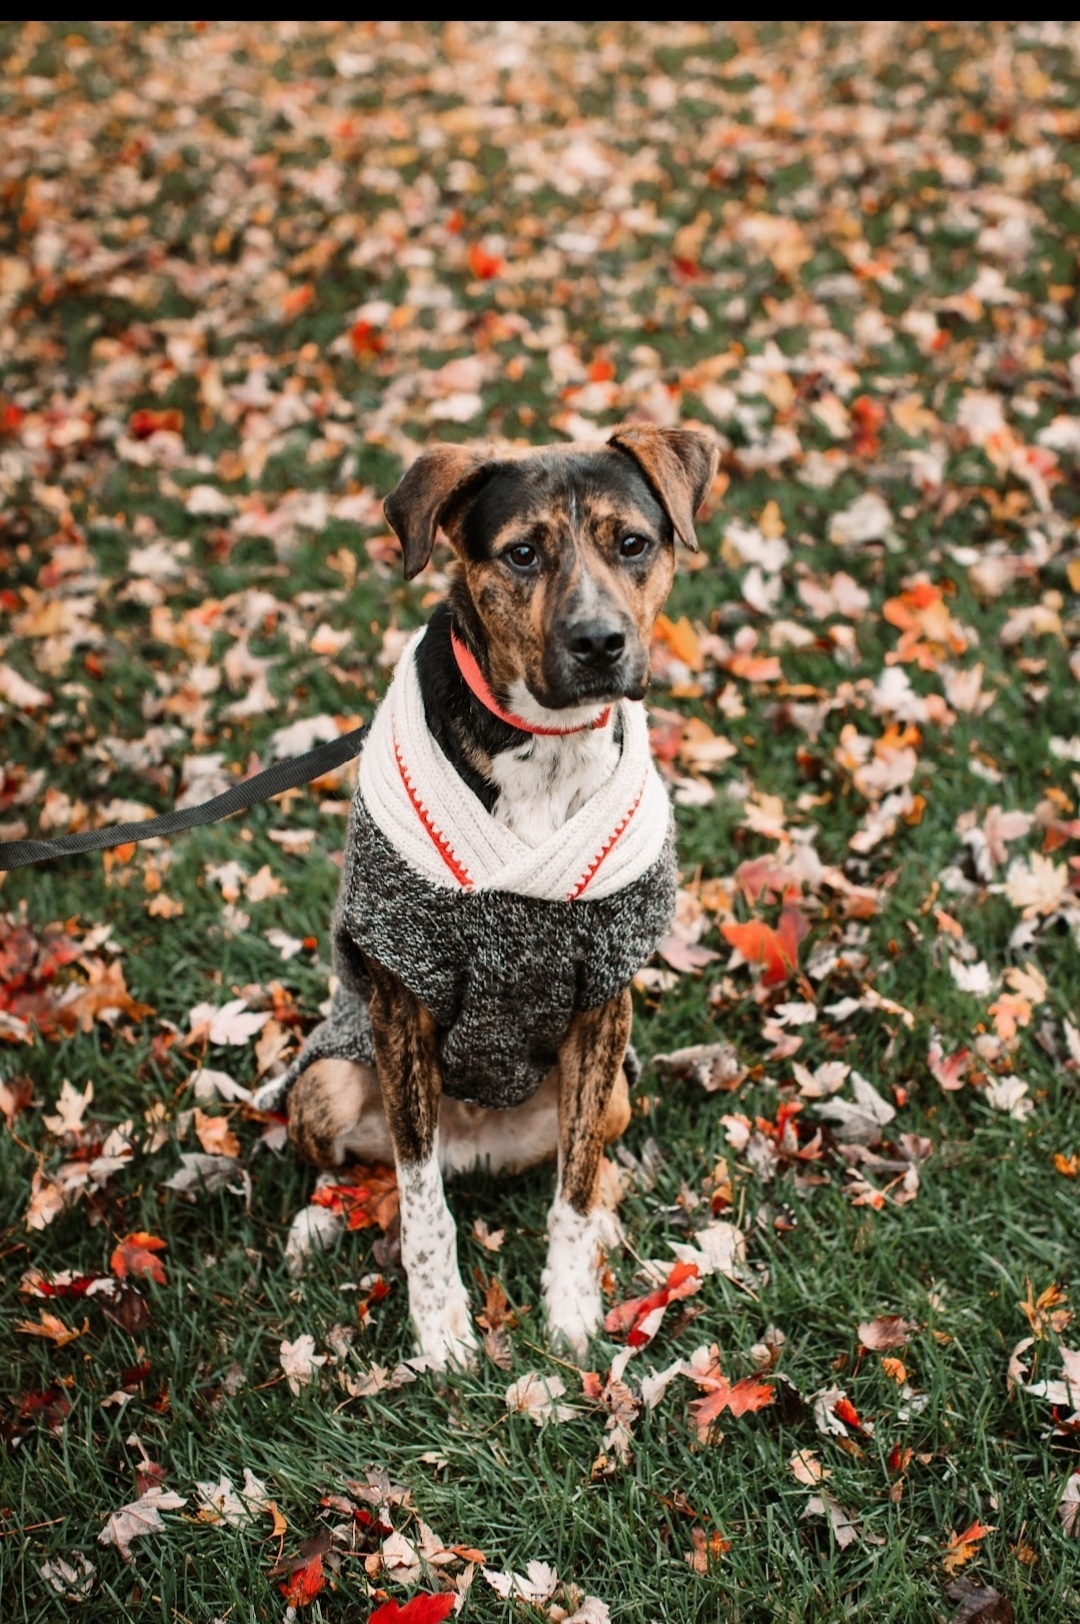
<box><xmin>566</xmin><ymin>619</ymin><xmax>627</xmax><ymax>666</ymax></box>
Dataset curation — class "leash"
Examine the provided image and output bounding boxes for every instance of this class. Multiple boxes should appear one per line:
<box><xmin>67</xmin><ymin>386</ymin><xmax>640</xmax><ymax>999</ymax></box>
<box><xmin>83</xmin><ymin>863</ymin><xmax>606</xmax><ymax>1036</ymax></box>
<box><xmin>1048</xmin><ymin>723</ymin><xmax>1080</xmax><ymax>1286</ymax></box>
<box><xmin>0</xmin><ymin>725</ymin><xmax>368</xmax><ymax>873</ymax></box>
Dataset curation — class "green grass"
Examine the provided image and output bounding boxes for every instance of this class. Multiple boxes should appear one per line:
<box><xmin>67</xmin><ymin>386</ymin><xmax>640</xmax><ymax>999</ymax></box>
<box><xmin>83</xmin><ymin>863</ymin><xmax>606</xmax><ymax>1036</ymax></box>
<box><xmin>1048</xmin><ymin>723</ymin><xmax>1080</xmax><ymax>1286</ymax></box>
<box><xmin>2</xmin><ymin>20</ymin><xmax>1080</xmax><ymax>1624</ymax></box>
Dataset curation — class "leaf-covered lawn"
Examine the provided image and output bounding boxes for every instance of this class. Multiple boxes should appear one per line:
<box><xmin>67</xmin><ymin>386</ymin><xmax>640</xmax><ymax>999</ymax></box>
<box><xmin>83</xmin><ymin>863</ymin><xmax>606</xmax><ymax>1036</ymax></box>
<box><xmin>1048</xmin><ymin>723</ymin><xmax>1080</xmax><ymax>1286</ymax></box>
<box><xmin>2</xmin><ymin>20</ymin><xmax>1080</xmax><ymax>1623</ymax></box>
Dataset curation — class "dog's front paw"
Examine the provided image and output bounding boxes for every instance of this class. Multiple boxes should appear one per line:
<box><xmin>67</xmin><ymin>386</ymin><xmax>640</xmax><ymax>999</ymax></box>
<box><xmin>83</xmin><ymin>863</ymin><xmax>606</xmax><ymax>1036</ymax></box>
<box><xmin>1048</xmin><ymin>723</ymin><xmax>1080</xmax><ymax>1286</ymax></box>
<box><xmin>542</xmin><ymin>1198</ymin><xmax>603</xmax><ymax>1359</ymax></box>
<box><xmin>411</xmin><ymin>1287</ymin><xmax>479</xmax><ymax>1371</ymax></box>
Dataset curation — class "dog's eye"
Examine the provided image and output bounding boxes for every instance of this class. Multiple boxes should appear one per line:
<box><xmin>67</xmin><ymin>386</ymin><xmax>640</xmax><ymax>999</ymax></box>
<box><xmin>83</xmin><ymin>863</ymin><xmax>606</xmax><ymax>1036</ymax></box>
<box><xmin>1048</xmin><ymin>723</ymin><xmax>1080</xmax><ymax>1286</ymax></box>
<box><xmin>619</xmin><ymin>534</ymin><xmax>649</xmax><ymax>560</ymax></box>
<box><xmin>504</xmin><ymin>544</ymin><xmax>539</xmax><ymax>571</ymax></box>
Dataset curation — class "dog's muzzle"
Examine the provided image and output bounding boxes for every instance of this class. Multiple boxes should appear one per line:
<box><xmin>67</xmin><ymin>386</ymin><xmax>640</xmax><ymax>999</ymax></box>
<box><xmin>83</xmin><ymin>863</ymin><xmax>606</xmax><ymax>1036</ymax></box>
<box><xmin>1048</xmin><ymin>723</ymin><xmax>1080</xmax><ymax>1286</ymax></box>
<box><xmin>545</xmin><ymin>616</ymin><xmax>647</xmax><ymax>705</ymax></box>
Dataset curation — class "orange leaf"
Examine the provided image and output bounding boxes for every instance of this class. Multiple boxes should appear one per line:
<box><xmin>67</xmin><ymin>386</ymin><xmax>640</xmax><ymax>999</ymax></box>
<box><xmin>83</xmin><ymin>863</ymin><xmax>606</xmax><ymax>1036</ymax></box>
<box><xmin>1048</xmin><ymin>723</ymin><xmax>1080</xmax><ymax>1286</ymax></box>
<box><xmin>690</xmin><ymin>1374</ymin><xmax>775</xmax><ymax>1438</ymax></box>
<box><xmin>310</xmin><ymin>1164</ymin><xmax>399</xmax><ymax>1232</ymax></box>
<box><xmin>721</xmin><ymin>905</ymin><xmax>808</xmax><ymax>986</ymax></box>
<box><xmin>282</xmin><ymin>283</ymin><xmax>315</xmax><ymax>319</ymax></box>
<box><xmin>194</xmin><ymin>1108</ymin><xmax>241</xmax><ymax>1159</ymax></box>
<box><xmin>467</xmin><ymin>242</ymin><xmax>504</xmax><ymax>279</ymax></box>
<box><xmin>279</xmin><ymin>1554</ymin><xmax>326</xmax><ymax>1607</ymax></box>
<box><xmin>942</xmin><ymin>1520</ymin><xmax>993</xmax><ymax>1574</ymax></box>
<box><xmin>110</xmin><ymin>1232</ymin><xmax>167</xmax><ymax>1286</ymax></box>
<box><xmin>652</xmin><ymin>613</ymin><xmax>703</xmax><ymax>671</ymax></box>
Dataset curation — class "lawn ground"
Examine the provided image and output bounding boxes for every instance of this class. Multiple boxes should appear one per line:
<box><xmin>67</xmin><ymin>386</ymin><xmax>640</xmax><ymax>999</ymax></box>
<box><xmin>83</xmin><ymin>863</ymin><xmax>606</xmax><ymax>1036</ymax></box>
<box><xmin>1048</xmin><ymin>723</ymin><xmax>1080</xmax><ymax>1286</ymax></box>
<box><xmin>1</xmin><ymin>21</ymin><xmax>1080</xmax><ymax>1624</ymax></box>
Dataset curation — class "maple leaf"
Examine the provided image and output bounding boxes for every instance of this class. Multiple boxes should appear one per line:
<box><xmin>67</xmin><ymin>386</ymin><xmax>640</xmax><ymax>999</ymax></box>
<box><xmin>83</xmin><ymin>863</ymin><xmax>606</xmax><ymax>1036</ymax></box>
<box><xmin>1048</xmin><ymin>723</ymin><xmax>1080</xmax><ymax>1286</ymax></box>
<box><xmin>110</xmin><ymin>1232</ymin><xmax>167</xmax><ymax>1285</ymax></box>
<box><xmin>310</xmin><ymin>1164</ymin><xmax>399</xmax><ymax>1231</ymax></box>
<box><xmin>280</xmin><ymin>1334</ymin><xmax>327</xmax><ymax>1394</ymax></box>
<box><xmin>193</xmin><ymin>1107</ymin><xmax>240</xmax><ymax>1159</ymax></box>
<box><xmin>54</xmin><ymin>959</ymin><xmax>154</xmax><ymax>1035</ymax></box>
<box><xmin>604</xmin><ymin>1260</ymin><xmax>702</xmax><ymax>1348</ymax></box>
<box><xmin>505</xmin><ymin>1372</ymin><xmax>577</xmax><ymax>1425</ymax></box>
<box><xmin>369</xmin><ymin>1595</ymin><xmax>456</xmax><ymax>1624</ymax></box>
<box><xmin>15</xmin><ymin>1310</ymin><xmax>89</xmax><ymax>1345</ymax></box>
<box><xmin>858</xmin><ymin>1315</ymin><xmax>918</xmax><ymax>1351</ymax></box>
<box><xmin>942</xmin><ymin>1521</ymin><xmax>994</xmax><ymax>1574</ymax></box>
<box><xmin>721</xmin><ymin>904</ymin><xmax>808</xmax><ymax>985</ymax></box>
<box><xmin>686</xmin><ymin>1350</ymin><xmax>776</xmax><ymax>1441</ymax></box>
<box><xmin>279</xmin><ymin>1553</ymin><xmax>326</xmax><ymax>1607</ymax></box>
<box><xmin>98</xmin><ymin>1485</ymin><xmax>186</xmax><ymax>1560</ymax></box>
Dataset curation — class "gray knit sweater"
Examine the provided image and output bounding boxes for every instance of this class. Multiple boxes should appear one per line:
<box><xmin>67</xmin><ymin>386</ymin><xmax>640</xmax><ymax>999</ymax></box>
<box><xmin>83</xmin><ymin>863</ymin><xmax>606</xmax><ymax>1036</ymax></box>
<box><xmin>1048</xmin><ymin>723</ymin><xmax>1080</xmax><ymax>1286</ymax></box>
<box><xmin>256</xmin><ymin>630</ymin><xmax>678</xmax><ymax>1113</ymax></box>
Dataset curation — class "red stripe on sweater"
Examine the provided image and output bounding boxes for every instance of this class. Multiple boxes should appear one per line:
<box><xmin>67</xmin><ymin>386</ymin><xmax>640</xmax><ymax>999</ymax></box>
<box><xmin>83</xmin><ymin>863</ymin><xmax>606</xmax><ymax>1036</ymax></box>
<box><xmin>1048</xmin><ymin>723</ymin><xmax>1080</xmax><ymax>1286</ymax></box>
<box><xmin>568</xmin><ymin>780</ymin><xmax>646</xmax><ymax>900</ymax></box>
<box><xmin>394</xmin><ymin>733</ymin><xmax>473</xmax><ymax>889</ymax></box>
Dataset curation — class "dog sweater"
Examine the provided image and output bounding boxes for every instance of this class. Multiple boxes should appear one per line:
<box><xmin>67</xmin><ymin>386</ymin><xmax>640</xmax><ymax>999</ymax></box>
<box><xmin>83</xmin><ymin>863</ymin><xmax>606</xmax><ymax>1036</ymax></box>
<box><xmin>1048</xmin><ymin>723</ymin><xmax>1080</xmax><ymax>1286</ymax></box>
<box><xmin>255</xmin><ymin>629</ymin><xmax>676</xmax><ymax>1113</ymax></box>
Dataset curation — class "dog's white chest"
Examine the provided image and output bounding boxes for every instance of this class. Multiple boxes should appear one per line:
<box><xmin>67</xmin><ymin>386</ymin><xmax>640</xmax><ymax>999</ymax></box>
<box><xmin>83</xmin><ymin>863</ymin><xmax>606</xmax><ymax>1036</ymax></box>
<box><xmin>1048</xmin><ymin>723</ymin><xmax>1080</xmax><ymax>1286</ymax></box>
<box><xmin>489</xmin><ymin>726</ymin><xmax>621</xmax><ymax>847</ymax></box>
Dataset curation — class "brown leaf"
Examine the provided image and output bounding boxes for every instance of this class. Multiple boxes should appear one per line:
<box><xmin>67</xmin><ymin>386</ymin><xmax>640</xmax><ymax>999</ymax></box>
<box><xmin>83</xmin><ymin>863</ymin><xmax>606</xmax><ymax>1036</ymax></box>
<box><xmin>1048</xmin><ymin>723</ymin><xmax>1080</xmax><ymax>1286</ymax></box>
<box><xmin>858</xmin><ymin>1314</ymin><xmax>918</xmax><ymax>1351</ymax></box>
<box><xmin>946</xmin><ymin>1578</ymin><xmax>1015</xmax><ymax>1623</ymax></box>
<box><xmin>0</xmin><ymin>1072</ymin><xmax>33</xmax><ymax>1127</ymax></box>
<box><xmin>55</xmin><ymin>959</ymin><xmax>154</xmax><ymax>1035</ymax></box>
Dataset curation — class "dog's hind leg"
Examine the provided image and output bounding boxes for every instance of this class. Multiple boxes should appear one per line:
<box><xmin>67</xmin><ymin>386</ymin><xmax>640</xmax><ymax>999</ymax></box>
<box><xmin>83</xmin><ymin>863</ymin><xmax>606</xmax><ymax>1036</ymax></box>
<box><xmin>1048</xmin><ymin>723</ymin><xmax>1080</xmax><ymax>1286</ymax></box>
<box><xmin>366</xmin><ymin>957</ymin><xmax>478</xmax><ymax>1371</ymax></box>
<box><xmin>543</xmin><ymin>987</ymin><xmax>633</xmax><ymax>1357</ymax></box>
<box><xmin>286</xmin><ymin>1058</ymin><xmax>393</xmax><ymax>1168</ymax></box>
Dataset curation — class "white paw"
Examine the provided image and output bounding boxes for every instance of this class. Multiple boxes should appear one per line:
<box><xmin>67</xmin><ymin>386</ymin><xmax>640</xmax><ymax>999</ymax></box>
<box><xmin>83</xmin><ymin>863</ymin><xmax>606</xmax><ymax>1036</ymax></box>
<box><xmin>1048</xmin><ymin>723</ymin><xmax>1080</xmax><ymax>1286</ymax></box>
<box><xmin>411</xmin><ymin>1287</ymin><xmax>478</xmax><ymax>1371</ymax></box>
<box><xmin>542</xmin><ymin>1198</ymin><xmax>604</xmax><ymax>1358</ymax></box>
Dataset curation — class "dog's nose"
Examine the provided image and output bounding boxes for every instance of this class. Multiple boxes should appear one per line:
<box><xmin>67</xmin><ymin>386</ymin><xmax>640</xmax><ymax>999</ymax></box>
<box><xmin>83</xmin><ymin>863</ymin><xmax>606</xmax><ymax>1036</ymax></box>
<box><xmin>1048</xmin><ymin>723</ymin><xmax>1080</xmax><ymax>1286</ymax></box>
<box><xmin>566</xmin><ymin>620</ymin><xmax>626</xmax><ymax>666</ymax></box>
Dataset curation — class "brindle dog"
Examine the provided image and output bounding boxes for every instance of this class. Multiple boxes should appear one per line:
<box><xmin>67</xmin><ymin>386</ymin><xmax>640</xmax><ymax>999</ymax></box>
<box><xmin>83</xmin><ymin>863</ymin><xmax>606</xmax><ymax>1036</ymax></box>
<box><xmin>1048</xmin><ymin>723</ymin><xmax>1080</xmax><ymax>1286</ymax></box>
<box><xmin>286</xmin><ymin>424</ymin><xmax>718</xmax><ymax>1366</ymax></box>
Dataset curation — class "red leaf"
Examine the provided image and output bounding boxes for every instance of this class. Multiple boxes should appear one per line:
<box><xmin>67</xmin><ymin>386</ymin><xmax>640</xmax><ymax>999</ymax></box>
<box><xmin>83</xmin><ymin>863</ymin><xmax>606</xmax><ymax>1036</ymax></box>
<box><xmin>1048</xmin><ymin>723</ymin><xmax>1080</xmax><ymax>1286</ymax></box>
<box><xmin>833</xmin><ymin>1395</ymin><xmax>864</xmax><ymax>1431</ymax></box>
<box><xmin>350</xmin><ymin>320</ymin><xmax>385</xmax><ymax>360</ymax></box>
<box><xmin>110</xmin><ymin>1233</ymin><xmax>167</xmax><ymax>1286</ymax></box>
<box><xmin>279</xmin><ymin>1554</ymin><xmax>326</xmax><ymax>1607</ymax></box>
<box><xmin>369</xmin><ymin>1594</ymin><xmax>456</xmax><ymax>1624</ymax></box>
<box><xmin>310</xmin><ymin>1165</ymin><xmax>399</xmax><ymax>1231</ymax></box>
<box><xmin>604</xmin><ymin>1259</ymin><xmax>701</xmax><ymax>1348</ymax></box>
<box><xmin>467</xmin><ymin>242</ymin><xmax>504</xmax><ymax>279</ymax></box>
<box><xmin>128</xmin><ymin>407</ymin><xmax>183</xmax><ymax>440</ymax></box>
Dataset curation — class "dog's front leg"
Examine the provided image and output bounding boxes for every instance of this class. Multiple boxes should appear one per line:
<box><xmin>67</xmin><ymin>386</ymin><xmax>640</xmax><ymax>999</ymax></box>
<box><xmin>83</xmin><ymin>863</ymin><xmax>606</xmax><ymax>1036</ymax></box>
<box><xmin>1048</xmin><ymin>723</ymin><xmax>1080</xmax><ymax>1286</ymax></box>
<box><xmin>543</xmin><ymin>987</ymin><xmax>633</xmax><ymax>1358</ymax></box>
<box><xmin>367</xmin><ymin>959</ymin><xmax>477</xmax><ymax>1370</ymax></box>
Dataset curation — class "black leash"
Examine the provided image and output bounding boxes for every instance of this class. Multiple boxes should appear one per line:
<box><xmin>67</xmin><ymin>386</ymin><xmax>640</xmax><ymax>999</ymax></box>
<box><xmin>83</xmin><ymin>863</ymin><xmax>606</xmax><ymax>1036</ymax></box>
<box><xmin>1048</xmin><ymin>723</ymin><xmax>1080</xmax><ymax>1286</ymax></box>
<box><xmin>0</xmin><ymin>725</ymin><xmax>368</xmax><ymax>873</ymax></box>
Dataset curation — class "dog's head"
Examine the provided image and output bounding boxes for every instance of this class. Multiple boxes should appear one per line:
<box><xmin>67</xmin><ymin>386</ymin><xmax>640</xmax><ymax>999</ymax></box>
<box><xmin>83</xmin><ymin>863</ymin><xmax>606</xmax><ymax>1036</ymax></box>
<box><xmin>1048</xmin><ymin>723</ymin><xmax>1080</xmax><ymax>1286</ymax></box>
<box><xmin>383</xmin><ymin>424</ymin><xmax>719</xmax><ymax>711</ymax></box>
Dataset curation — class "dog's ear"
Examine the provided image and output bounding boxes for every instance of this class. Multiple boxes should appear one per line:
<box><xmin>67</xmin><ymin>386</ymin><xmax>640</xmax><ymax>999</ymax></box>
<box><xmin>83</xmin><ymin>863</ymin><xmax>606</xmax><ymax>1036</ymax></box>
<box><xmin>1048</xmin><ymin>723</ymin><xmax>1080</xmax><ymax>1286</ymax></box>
<box><xmin>608</xmin><ymin>424</ymin><xmax>719</xmax><ymax>552</ymax></box>
<box><xmin>384</xmin><ymin>445</ymin><xmax>490</xmax><ymax>579</ymax></box>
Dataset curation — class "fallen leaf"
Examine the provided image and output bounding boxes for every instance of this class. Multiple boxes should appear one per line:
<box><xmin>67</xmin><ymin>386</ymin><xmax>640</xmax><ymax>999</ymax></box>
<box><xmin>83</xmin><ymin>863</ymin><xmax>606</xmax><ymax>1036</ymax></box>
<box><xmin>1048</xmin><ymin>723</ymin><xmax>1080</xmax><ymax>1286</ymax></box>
<box><xmin>858</xmin><ymin>1315</ymin><xmax>918</xmax><ymax>1351</ymax></box>
<box><xmin>110</xmin><ymin>1233</ymin><xmax>167</xmax><ymax>1286</ymax></box>
<box><xmin>604</xmin><ymin>1260</ymin><xmax>702</xmax><ymax>1348</ymax></box>
<box><xmin>946</xmin><ymin>1578</ymin><xmax>1015</xmax><ymax>1623</ymax></box>
<box><xmin>942</xmin><ymin>1521</ymin><xmax>994</xmax><ymax>1574</ymax></box>
<box><xmin>310</xmin><ymin>1164</ymin><xmax>399</xmax><ymax>1231</ymax></box>
<box><xmin>369</xmin><ymin>1594</ymin><xmax>457</xmax><ymax>1624</ymax></box>
<box><xmin>193</xmin><ymin>1108</ymin><xmax>241</xmax><ymax>1159</ymax></box>
<box><xmin>280</xmin><ymin>1334</ymin><xmax>327</xmax><ymax>1394</ymax></box>
<box><xmin>15</xmin><ymin>1310</ymin><xmax>89</xmax><ymax>1345</ymax></box>
<box><xmin>98</xmin><ymin>1485</ymin><xmax>186</xmax><ymax>1560</ymax></box>
<box><xmin>279</xmin><ymin>1553</ymin><xmax>326</xmax><ymax>1607</ymax></box>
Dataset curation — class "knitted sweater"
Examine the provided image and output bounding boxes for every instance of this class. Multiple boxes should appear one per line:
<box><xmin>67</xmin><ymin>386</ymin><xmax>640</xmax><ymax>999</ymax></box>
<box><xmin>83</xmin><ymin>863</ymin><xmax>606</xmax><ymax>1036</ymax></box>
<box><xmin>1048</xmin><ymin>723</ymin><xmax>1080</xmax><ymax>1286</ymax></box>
<box><xmin>255</xmin><ymin>628</ymin><xmax>677</xmax><ymax>1113</ymax></box>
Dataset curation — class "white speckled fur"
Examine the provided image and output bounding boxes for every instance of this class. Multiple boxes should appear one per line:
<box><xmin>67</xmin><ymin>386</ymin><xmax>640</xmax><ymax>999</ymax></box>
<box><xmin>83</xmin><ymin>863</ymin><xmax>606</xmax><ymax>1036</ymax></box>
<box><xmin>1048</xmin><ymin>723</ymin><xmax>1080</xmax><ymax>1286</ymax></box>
<box><xmin>491</xmin><ymin>682</ymin><xmax>620</xmax><ymax>846</ymax></box>
<box><xmin>542</xmin><ymin>1193</ymin><xmax>605</xmax><ymax>1356</ymax></box>
<box><xmin>398</xmin><ymin>1149</ymin><xmax>478</xmax><ymax>1369</ymax></box>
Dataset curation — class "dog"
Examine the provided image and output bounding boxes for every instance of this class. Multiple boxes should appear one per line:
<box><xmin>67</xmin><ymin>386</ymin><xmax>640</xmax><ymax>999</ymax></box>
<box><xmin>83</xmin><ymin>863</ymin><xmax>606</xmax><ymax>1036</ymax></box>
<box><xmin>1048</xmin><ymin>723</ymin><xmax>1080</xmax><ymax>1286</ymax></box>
<box><xmin>256</xmin><ymin>423</ymin><xmax>718</xmax><ymax>1367</ymax></box>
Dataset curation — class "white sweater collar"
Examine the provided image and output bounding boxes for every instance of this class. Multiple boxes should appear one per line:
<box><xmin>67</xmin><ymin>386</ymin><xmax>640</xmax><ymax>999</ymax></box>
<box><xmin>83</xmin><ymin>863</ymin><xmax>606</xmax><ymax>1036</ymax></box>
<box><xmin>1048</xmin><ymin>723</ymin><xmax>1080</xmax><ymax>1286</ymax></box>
<box><xmin>357</xmin><ymin>629</ymin><xmax>671</xmax><ymax>903</ymax></box>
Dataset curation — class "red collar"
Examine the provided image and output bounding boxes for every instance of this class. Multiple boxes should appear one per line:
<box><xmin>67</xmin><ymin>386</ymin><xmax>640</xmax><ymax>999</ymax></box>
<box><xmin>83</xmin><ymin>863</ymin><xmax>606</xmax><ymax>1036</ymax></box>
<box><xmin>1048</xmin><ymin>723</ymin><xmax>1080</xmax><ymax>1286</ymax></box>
<box><xmin>450</xmin><ymin>629</ymin><xmax>612</xmax><ymax>737</ymax></box>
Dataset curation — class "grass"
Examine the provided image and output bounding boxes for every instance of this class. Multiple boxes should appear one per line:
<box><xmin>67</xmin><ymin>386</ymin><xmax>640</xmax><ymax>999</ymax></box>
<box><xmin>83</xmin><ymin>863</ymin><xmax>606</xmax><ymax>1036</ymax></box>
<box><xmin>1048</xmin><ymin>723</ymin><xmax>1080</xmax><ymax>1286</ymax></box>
<box><xmin>2</xmin><ymin>19</ymin><xmax>1080</xmax><ymax>1623</ymax></box>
